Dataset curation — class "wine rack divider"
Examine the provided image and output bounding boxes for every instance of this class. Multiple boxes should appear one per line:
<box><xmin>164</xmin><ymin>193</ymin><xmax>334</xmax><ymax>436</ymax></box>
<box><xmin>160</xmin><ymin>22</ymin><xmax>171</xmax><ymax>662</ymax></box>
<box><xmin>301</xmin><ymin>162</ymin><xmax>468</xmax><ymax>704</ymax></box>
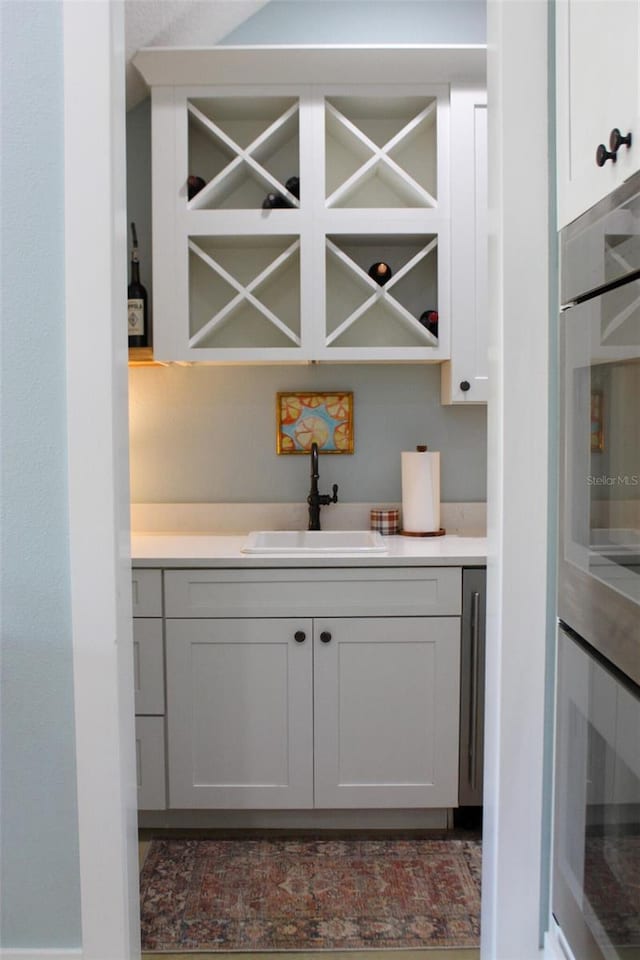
<box><xmin>188</xmin><ymin>237</ymin><xmax>302</xmax><ymax>348</ymax></box>
<box><xmin>324</xmin><ymin>236</ymin><xmax>439</xmax><ymax>348</ymax></box>
<box><xmin>325</xmin><ymin>98</ymin><xmax>437</xmax><ymax>209</ymax></box>
<box><xmin>188</xmin><ymin>99</ymin><xmax>300</xmax><ymax>211</ymax></box>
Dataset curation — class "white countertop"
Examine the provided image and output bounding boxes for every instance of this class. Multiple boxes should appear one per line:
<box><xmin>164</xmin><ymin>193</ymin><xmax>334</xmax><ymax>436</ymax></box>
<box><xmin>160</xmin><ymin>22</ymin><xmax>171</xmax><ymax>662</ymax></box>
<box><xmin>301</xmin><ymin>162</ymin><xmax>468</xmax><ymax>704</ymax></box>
<box><xmin>131</xmin><ymin>532</ymin><xmax>487</xmax><ymax>567</ymax></box>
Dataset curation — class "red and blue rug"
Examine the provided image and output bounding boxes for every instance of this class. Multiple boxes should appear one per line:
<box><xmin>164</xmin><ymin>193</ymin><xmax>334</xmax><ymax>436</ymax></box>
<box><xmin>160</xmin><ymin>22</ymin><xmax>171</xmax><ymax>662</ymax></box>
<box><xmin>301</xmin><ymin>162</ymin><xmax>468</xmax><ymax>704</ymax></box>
<box><xmin>140</xmin><ymin>835</ymin><xmax>482</xmax><ymax>951</ymax></box>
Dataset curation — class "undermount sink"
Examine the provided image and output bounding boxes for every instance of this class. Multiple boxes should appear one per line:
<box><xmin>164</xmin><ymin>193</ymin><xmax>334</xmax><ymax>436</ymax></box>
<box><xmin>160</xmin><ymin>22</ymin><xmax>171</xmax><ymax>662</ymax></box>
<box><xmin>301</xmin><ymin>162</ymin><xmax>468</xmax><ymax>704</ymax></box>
<box><xmin>241</xmin><ymin>530</ymin><xmax>388</xmax><ymax>554</ymax></box>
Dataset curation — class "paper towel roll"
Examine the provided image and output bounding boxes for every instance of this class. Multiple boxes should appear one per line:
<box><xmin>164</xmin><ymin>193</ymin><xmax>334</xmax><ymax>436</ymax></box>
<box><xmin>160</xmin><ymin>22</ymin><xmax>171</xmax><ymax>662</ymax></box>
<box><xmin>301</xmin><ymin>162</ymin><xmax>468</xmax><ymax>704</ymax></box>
<box><xmin>401</xmin><ymin>449</ymin><xmax>441</xmax><ymax>534</ymax></box>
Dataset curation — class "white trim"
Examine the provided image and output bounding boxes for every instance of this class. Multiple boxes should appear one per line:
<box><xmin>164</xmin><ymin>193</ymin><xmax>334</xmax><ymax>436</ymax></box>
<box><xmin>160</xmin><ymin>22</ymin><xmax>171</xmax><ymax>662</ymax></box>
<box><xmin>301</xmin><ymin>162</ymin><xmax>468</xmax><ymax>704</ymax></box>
<box><xmin>483</xmin><ymin>1</ymin><xmax>549</xmax><ymax>957</ymax></box>
<box><xmin>133</xmin><ymin>44</ymin><xmax>486</xmax><ymax>87</ymax></box>
<box><xmin>62</xmin><ymin>20</ymin><xmax>550</xmax><ymax>957</ymax></box>
<box><xmin>63</xmin><ymin>2</ymin><xmax>139</xmax><ymax>958</ymax></box>
<box><xmin>2</xmin><ymin>952</ymin><xmax>82</xmax><ymax>960</ymax></box>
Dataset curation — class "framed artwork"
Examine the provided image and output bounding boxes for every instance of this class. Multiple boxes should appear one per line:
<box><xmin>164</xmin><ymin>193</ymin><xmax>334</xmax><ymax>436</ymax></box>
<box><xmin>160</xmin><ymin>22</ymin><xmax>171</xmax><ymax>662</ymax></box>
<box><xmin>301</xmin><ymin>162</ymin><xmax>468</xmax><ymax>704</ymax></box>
<box><xmin>590</xmin><ymin>389</ymin><xmax>604</xmax><ymax>452</ymax></box>
<box><xmin>276</xmin><ymin>391</ymin><xmax>354</xmax><ymax>454</ymax></box>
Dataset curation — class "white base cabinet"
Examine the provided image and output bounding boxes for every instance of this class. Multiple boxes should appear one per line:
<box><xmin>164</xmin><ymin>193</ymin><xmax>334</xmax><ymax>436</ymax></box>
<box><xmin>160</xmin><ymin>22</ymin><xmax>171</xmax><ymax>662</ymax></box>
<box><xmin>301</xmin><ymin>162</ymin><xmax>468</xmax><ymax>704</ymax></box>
<box><xmin>163</xmin><ymin>567</ymin><xmax>461</xmax><ymax>811</ymax></box>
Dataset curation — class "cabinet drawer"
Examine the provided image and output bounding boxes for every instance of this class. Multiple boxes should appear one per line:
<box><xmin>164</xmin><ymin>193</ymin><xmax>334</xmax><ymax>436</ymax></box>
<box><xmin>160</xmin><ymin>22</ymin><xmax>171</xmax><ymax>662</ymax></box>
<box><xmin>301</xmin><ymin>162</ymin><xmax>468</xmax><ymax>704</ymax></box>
<box><xmin>133</xmin><ymin>618</ymin><xmax>165</xmax><ymax>715</ymax></box>
<box><xmin>135</xmin><ymin>716</ymin><xmax>166</xmax><ymax>810</ymax></box>
<box><xmin>132</xmin><ymin>568</ymin><xmax>163</xmax><ymax>617</ymax></box>
<box><xmin>164</xmin><ymin>567</ymin><xmax>462</xmax><ymax>618</ymax></box>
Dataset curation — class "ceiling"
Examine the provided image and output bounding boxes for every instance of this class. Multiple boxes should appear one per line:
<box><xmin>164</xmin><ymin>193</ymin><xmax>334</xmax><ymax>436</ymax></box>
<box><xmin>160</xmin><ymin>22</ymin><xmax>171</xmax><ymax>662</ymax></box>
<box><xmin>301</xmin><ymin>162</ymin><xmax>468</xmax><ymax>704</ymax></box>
<box><xmin>125</xmin><ymin>0</ymin><xmax>269</xmax><ymax>108</ymax></box>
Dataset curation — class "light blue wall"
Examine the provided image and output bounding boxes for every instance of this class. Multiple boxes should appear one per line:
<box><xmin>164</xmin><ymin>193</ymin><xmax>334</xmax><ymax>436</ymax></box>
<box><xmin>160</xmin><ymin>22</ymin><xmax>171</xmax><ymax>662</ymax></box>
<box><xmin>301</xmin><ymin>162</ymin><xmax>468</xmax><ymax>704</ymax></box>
<box><xmin>0</xmin><ymin>1</ymin><xmax>82</xmax><ymax>949</ymax></box>
<box><xmin>129</xmin><ymin>364</ymin><xmax>487</xmax><ymax>503</ymax></box>
<box><xmin>222</xmin><ymin>0</ymin><xmax>486</xmax><ymax>45</ymax></box>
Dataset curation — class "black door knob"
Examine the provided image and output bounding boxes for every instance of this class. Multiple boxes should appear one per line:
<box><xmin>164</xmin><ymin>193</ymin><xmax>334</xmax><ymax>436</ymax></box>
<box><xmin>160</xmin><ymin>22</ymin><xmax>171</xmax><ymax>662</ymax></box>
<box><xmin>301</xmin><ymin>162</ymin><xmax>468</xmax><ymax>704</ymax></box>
<box><xmin>460</xmin><ymin>380</ymin><xmax>471</xmax><ymax>392</ymax></box>
<box><xmin>294</xmin><ymin>631</ymin><xmax>306</xmax><ymax>643</ymax></box>
<box><xmin>610</xmin><ymin>128</ymin><xmax>632</xmax><ymax>153</ymax></box>
<box><xmin>596</xmin><ymin>143</ymin><xmax>617</xmax><ymax>167</ymax></box>
<box><xmin>320</xmin><ymin>631</ymin><xmax>332</xmax><ymax>643</ymax></box>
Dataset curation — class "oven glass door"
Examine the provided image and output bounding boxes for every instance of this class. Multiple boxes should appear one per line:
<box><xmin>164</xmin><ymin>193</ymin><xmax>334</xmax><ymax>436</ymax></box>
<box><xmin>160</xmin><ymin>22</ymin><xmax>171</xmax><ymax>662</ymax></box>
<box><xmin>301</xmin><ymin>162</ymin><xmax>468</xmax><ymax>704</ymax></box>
<box><xmin>560</xmin><ymin>205</ymin><xmax>640</xmax><ymax>681</ymax></box>
<box><xmin>553</xmin><ymin>627</ymin><xmax>640</xmax><ymax>960</ymax></box>
<box><xmin>561</xmin><ymin>185</ymin><xmax>640</xmax><ymax>598</ymax></box>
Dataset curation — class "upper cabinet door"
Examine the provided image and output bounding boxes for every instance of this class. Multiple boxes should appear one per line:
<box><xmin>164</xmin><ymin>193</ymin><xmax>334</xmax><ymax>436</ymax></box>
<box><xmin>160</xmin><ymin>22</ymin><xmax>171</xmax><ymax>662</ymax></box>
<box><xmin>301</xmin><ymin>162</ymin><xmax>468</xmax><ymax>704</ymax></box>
<box><xmin>557</xmin><ymin>0</ymin><xmax>640</xmax><ymax>228</ymax></box>
<box><xmin>441</xmin><ymin>87</ymin><xmax>488</xmax><ymax>404</ymax></box>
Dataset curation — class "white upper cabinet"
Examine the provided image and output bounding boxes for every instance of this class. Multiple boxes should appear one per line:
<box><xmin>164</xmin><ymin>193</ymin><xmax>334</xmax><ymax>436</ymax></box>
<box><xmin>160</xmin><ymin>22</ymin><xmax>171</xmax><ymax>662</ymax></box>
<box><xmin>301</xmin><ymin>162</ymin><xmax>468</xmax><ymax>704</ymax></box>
<box><xmin>441</xmin><ymin>87</ymin><xmax>488</xmax><ymax>403</ymax></box>
<box><xmin>556</xmin><ymin>0</ymin><xmax>640</xmax><ymax>228</ymax></box>
<box><xmin>151</xmin><ymin>83</ymin><xmax>449</xmax><ymax>362</ymax></box>
<box><xmin>135</xmin><ymin>47</ymin><xmax>486</xmax><ymax>371</ymax></box>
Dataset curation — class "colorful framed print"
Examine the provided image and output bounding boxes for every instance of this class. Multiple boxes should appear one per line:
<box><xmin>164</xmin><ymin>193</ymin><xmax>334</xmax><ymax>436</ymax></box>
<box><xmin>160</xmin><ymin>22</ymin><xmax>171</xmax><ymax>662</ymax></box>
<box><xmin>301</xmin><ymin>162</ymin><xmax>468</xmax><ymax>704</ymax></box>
<box><xmin>276</xmin><ymin>391</ymin><xmax>354</xmax><ymax>454</ymax></box>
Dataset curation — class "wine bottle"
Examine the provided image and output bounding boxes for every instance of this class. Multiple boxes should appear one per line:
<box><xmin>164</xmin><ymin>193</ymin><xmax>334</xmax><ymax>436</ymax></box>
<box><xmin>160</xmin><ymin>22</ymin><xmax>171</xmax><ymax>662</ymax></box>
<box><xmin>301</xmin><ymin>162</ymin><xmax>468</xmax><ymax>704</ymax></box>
<box><xmin>419</xmin><ymin>309</ymin><xmax>438</xmax><ymax>338</ymax></box>
<box><xmin>285</xmin><ymin>175</ymin><xmax>300</xmax><ymax>200</ymax></box>
<box><xmin>262</xmin><ymin>192</ymin><xmax>292</xmax><ymax>209</ymax></box>
<box><xmin>187</xmin><ymin>175</ymin><xmax>206</xmax><ymax>201</ymax></box>
<box><xmin>128</xmin><ymin>222</ymin><xmax>150</xmax><ymax>349</ymax></box>
<box><xmin>262</xmin><ymin>176</ymin><xmax>299</xmax><ymax>209</ymax></box>
<box><xmin>368</xmin><ymin>261</ymin><xmax>393</xmax><ymax>286</ymax></box>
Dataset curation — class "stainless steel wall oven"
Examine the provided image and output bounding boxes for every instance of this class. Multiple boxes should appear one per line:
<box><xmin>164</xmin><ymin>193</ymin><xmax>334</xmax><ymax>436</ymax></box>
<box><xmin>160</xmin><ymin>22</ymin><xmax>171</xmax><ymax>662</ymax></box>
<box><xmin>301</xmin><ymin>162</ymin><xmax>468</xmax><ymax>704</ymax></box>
<box><xmin>555</xmin><ymin>174</ymin><xmax>640</xmax><ymax>960</ymax></box>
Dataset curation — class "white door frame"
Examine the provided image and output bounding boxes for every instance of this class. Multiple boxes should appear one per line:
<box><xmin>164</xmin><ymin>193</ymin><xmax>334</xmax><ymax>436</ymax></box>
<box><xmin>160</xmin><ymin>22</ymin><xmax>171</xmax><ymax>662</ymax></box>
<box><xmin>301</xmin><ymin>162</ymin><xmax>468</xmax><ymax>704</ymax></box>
<box><xmin>63</xmin><ymin>4</ymin><xmax>551</xmax><ymax>958</ymax></box>
<box><xmin>64</xmin><ymin>2</ymin><xmax>140</xmax><ymax>957</ymax></box>
<box><xmin>483</xmin><ymin>2</ymin><xmax>550</xmax><ymax>957</ymax></box>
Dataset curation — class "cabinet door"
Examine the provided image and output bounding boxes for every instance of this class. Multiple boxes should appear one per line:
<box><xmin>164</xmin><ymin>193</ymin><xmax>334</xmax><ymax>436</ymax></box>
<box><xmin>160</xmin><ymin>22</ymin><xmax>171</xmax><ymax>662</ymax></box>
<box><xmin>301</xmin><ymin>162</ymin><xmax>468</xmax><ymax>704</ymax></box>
<box><xmin>314</xmin><ymin>617</ymin><xmax>460</xmax><ymax>808</ymax></box>
<box><xmin>166</xmin><ymin>618</ymin><xmax>313</xmax><ymax>808</ymax></box>
<box><xmin>441</xmin><ymin>88</ymin><xmax>488</xmax><ymax>404</ymax></box>
<box><xmin>557</xmin><ymin>0</ymin><xmax>640</xmax><ymax>227</ymax></box>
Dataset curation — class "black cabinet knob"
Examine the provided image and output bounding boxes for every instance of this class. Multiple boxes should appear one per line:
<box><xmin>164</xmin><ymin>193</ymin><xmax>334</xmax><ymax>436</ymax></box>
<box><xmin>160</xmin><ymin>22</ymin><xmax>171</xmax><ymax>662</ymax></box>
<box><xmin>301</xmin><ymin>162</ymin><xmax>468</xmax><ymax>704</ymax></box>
<box><xmin>460</xmin><ymin>380</ymin><xmax>471</xmax><ymax>392</ymax></box>
<box><xmin>610</xmin><ymin>128</ymin><xmax>632</xmax><ymax>153</ymax></box>
<box><xmin>596</xmin><ymin>143</ymin><xmax>617</xmax><ymax>167</ymax></box>
<box><xmin>294</xmin><ymin>631</ymin><xmax>306</xmax><ymax>643</ymax></box>
<box><xmin>320</xmin><ymin>631</ymin><xmax>332</xmax><ymax>644</ymax></box>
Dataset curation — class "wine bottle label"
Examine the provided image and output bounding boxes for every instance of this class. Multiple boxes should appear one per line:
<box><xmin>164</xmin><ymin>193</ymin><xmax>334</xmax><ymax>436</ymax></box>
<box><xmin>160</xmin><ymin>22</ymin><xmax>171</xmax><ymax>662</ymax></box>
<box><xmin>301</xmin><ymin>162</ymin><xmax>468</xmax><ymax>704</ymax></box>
<box><xmin>128</xmin><ymin>299</ymin><xmax>144</xmax><ymax>336</ymax></box>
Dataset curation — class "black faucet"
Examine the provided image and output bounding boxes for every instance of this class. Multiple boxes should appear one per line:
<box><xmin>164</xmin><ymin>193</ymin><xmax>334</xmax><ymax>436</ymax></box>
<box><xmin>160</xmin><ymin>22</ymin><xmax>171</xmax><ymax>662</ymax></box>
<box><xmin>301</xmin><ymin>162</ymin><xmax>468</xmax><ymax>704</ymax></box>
<box><xmin>307</xmin><ymin>441</ymin><xmax>338</xmax><ymax>530</ymax></box>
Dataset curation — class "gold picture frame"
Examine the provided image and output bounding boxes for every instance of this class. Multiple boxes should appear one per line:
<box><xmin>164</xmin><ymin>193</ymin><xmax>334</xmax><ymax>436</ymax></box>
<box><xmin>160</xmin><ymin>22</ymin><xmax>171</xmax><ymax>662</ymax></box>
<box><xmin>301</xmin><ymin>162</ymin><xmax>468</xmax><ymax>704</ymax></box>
<box><xmin>276</xmin><ymin>391</ymin><xmax>354</xmax><ymax>454</ymax></box>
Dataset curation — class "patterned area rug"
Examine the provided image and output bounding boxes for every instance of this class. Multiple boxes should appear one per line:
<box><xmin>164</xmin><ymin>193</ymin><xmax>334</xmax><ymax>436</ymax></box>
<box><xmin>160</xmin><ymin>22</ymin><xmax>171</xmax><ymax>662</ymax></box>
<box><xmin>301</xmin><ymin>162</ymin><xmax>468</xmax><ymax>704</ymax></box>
<box><xmin>140</xmin><ymin>835</ymin><xmax>482</xmax><ymax>951</ymax></box>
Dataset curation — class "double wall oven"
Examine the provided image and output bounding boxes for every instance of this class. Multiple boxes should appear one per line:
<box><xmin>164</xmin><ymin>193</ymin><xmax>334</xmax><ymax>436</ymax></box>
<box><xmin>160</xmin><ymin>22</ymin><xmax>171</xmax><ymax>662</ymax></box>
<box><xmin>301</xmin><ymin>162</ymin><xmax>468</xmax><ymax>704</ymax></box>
<box><xmin>555</xmin><ymin>174</ymin><xmax>640</xmax><ymax>959</ymax></box>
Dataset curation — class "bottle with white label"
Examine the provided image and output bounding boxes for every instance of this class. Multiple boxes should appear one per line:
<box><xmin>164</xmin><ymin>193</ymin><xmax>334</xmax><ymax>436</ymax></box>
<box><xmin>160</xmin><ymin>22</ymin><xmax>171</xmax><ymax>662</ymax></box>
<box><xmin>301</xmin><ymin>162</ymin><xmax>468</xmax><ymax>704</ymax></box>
<box><xmin>128</xmin><ymin>222</ymin><xmax>149</xmax><ymax>348</ymax></box>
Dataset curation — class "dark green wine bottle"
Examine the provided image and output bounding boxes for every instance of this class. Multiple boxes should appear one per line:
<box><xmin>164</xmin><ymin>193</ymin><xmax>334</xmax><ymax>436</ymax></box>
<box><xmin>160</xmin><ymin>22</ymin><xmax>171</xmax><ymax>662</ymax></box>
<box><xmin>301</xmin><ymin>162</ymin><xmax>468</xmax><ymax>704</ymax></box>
<box><xmin>128</xmin><ymin>222</ymin><xmax>150</xmax><ymax>348</ymax></box>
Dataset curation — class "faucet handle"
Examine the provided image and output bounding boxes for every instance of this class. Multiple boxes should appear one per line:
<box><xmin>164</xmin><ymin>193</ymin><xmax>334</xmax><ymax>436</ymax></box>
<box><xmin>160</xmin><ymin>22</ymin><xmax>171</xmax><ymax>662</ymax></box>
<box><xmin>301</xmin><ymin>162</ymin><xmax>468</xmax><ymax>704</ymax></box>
<box><xmin>331</xmin><ymin>483</ymin><xmax>339</xmax><ymax>503</ymax></box>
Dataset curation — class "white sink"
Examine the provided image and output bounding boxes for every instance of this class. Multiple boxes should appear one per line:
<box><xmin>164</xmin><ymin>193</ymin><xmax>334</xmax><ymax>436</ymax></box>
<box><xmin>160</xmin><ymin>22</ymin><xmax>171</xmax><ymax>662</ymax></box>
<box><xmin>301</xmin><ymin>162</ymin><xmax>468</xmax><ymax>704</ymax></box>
<box><xmin>241</xmin><ymin>530</ymin><xmax>388</xmax><ymax>554</ymax></box>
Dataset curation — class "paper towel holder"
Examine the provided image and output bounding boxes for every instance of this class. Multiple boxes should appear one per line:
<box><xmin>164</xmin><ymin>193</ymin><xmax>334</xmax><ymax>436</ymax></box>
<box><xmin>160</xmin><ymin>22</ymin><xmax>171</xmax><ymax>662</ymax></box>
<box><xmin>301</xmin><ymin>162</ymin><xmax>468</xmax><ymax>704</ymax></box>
<box><xmin>402</xmin><ymin>528</ymin><xmax>446</xmax><ymax>537</ymax></box>
<box><xmin>400</xmin><ymin>444</ymin><xmax>447</xmax><ymax>537</ymax></box>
